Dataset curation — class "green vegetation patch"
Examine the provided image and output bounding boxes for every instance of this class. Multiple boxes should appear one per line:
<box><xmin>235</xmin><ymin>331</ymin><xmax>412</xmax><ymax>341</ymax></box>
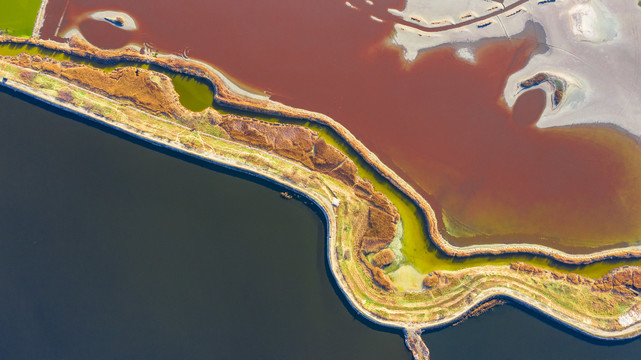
<box><xmin>0</xmin><ymin>0</ymin><xmax>42</xmax><ymax>37</ymax></box>
<box><xmin>171</xmin><ymin>75</ymin><xmax>214</xmax><ymax>112</ymax></box>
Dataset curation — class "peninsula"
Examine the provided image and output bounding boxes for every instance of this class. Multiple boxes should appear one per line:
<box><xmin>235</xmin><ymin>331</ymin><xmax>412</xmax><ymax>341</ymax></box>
<box><xmin>2</xmin><ymin>0</ymin><xmax>641</xmax><ymax>358</ymax></box>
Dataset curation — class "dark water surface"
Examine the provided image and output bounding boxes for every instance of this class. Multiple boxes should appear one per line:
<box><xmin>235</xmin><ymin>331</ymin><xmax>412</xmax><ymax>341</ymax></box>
<box><xmin>0</xmin><ymin>89</ymin><xmax>406</xmax><ymax>359</ymax></box>
<box><xmin>425</xmin><ymin>303</ymin><xmax>641</xmax><ymax>359</ymax></box>
<box><xmin>1</xmin><ymin>79</ymin><xmax>641</xmax><ymax>359</ymax></box>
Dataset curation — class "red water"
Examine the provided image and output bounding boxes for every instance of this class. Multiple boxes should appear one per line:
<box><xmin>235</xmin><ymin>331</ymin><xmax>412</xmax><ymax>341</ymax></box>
<box><xmin>40</xmin><ymin>0</ymin><xmax>641</xmax><ymax>252</ymax></box>
<box><xmin>513</xmin><ymin>89</ymin><xmax>546</xmax><ymax>127</ymax></box>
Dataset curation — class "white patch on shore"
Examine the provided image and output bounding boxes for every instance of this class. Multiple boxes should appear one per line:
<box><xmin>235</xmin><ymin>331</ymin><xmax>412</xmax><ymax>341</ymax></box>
<box><xmin>568</xmin><ymin>2</ymin><xmax>618</xmax><ymax>43</ymax></box>
<box><xmin>619</xmin><ymin>306</ymin><xmax>641</xmax><ymax>327</ymax></box>
<box><xmin>89</xmin><ymin>11</ymin><xmax>137</xmax><ymax>31</ymax></box>
<box><xmin>456</xmin><ymin>47</ymin><xmax>476</xmax><ymax>63</ymax></box>
<box><xmin>387</xmin><ymin>0</ymin><xmax>641</xmax><ymax>136</ymax></box>
<box><xmin>389</xmin><ymin>265</ymin><xmax>424</xmax><ymax>292</ymax></box>
<box><xmin>503</xmin><ymin>0</ymin><xmax>641</xmax><ymax>136</ymax></box>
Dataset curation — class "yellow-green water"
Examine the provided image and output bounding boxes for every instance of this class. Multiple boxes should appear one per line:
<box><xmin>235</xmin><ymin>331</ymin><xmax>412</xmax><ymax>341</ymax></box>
<box><xmin>2</xmin><ymin>43</ymin><xmax>639</xmax><ymax>278</ymax></box>
<box><xmin>0</xmin><ymin>0</ymin><xmax>41</xmax><ymax>37</ymax></box>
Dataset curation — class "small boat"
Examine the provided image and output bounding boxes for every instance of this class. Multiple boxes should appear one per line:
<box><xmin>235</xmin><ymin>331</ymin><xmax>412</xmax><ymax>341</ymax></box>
<box><xmin>280</xmin><ymin>192</ymin><xmax>293</xmax><ymax>200</ymax></box>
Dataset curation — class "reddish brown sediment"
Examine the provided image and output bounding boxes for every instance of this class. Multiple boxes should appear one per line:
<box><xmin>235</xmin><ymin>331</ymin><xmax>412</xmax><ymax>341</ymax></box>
<box><xmin>452</xmin><ymin>298</ymin><xmax>506</xmax><ymax>326</ymax></box>
<box><xmin>39</xmin><ymin>0</ymin><xmax>641</xmax><ymax>253</ymax></box>
<box><xmin>592</xmin><ymin>267</ymin><xmax>641</xmax><ymax>296</ymax></box>
<box><xmin>519</xmin><ymin>72</ymin><xmax>566</xmax><ymax>108</ymax></box>
<box><xmin>512</xmin><ymin>88</ymin><xmax>546</xmax><ymax>126</ymax></box>
<box><xmin>2</xmin><ymin>35</ymin><xmax>641</xmax><ymax>265</ymax></box>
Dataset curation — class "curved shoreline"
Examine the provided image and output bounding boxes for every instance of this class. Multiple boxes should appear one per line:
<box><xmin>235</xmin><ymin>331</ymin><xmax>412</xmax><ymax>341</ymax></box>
<box><xmin>2</xmin><ymin>42</ymin><xmax>641</xmax><ymax>357</ymax></box>
<box><xmin>7</xmin><ymin>77</ymin><xmax>639</xmax><ymax>345</ymax></box>
<box><xmin>2</xmin><ymin>35</ymin><xmax>635</xmax><ymax>266</ymax></box>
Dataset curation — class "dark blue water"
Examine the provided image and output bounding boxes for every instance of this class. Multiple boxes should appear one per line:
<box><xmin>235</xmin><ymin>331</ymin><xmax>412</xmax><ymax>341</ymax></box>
<box><xmin>1</xmin><ymin>87</ymin><xmax>640</xmax><ymax>359</ymax></box>
<box><xmin>425</xmin><ymin>302</ymin><xmax>641</xmax><ymax>359</ymax></box>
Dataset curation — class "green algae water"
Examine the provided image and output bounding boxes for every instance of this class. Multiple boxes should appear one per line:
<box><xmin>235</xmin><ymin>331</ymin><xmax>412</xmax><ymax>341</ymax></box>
<box><xmin>2</xmin><ymin>42</ymin><xmax>641</xmax><ymax>278</ymax></box>
<box><xmin>170</xmin><ymin>75</ymin><xmax>213</xmax><ymax>112</ymax></box>
<box><xmin>0</xmin><ymin>0</ymin><xmax>41</xmax><ymax>37</ymax></box>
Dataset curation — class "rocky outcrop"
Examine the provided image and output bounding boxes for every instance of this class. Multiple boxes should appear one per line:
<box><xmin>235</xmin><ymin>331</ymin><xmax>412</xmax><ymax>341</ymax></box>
<box><xmin>372</xmin><ymin>249</ymin><xmax>395</xmax><ymax>268</ymax></box>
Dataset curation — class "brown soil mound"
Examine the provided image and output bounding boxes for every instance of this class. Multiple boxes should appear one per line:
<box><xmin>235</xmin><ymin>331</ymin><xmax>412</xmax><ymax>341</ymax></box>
<box><xmin>592</xmin><ymin>267</ymin><xmax>641</xmax><ymax>296</ymax></box>
<box><xmin>362</xmin><ymin>206</ymin><xmax>398</xmax><ymax>253</ymax></box>
<box><xmin>372</xmin><ymin>249</ymin><xmax>395</xmax><ymax>268</ymax></box>
<box><xmin>3</xmin><ymin>53</ymin><xmax>181</xmax><ymax>117</ymax></box>
<box><xmin>423</xmin><ymin>273</ymin><xmax>439</xmax><ymax>288</ymax></box>
<box><xmin>520</xmin><ymin>72</ymin><xmax>548</xmax><ymax>88</ymax></box>
<box><xmin>219</xmin><ymin>115</ymin><xmax>317</xmax><ymax>168</ymax></box>
<box><xmin>60</xmin><ymin>65</ymin><xmax>180</xmax><ymax>116</ymax></box>
<box><xmin>311</xmin><ymin>138</ymin><xmax>345</xmax><ymax>172</ymax></box>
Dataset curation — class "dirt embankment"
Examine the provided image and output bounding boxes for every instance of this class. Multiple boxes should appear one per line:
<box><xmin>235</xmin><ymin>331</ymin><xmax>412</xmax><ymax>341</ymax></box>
<box><xmin>2</xmin><ymin>53</ymin><xmax>183</xmax><ymax>117</ymax></box>
<box><xmin>1</xmin><ymin>47</ymin><xmax>399</xmax><ymax>290</ymax></box>
<box><xmin>510</xmin><ymin>262</ymin><xmax>641</xmax><ymax>297</ymax></box>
